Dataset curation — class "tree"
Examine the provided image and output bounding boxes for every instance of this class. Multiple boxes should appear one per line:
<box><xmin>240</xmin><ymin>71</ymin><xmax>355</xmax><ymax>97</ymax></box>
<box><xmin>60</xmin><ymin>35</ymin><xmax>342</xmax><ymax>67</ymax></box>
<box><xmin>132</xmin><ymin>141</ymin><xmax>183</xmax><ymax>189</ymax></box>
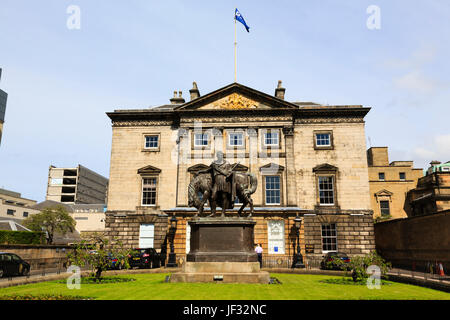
<box><xmin>329</xmin><ymin>251</ymin><xmax>392</xmax><ymax>282</ymax></box>
<box><xmin>67</xmin><ymin>234</ymin><xmax>133</xmax><ymax>281</ymax></box>
<box><xmin>22</xmin><ymin>205</ymin><xmax>76</xmax><ymax>244</ymax></box>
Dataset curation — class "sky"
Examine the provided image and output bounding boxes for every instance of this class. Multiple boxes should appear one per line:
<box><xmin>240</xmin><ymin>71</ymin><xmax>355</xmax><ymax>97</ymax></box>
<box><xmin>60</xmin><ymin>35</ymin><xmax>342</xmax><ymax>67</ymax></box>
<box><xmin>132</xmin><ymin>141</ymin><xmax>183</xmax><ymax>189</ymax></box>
<box><xmin>0</xmin><ymin>0</ymin><xmax>449</xmax><ymax>202</ymax></box>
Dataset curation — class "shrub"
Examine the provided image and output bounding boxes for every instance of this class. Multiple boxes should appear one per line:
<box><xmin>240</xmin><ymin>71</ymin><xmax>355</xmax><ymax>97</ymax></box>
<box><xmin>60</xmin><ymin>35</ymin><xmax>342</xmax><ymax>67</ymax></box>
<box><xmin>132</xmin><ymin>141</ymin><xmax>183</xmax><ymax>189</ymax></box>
<box><xmin>329</xmin><ymin>251</ymin><xmax>392</xmax><ymax>282</ymax></box>
<box><xmin>0</xmin><ymin>230</ymin><xmax>44</xmax><ymax>244</ymax></box>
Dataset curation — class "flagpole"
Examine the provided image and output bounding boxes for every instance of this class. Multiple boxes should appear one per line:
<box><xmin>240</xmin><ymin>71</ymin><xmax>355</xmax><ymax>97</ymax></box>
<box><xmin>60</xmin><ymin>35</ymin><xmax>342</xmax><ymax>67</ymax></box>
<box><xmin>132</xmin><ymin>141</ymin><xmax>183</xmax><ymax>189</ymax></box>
<box><xmin>234</xmin><ymin>9</ymin><xmax>237</xmax><ymax>83</ymax></box>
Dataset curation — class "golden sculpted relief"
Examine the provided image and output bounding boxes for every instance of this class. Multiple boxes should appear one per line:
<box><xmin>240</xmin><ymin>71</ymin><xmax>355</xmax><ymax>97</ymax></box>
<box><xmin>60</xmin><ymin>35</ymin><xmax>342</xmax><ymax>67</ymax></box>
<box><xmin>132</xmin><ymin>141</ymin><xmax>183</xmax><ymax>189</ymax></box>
<box><xmin>212</xmin><ymin>93</ymin><xmax>258</xmax><ymax>110</ymax></box>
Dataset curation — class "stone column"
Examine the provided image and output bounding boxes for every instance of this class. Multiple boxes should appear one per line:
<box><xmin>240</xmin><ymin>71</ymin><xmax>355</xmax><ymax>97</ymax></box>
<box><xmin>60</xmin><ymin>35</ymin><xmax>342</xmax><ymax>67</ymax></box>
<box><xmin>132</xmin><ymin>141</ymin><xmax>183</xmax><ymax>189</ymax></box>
<box><xmin>247</xmin><ymin>127</ymin><xmax>258</xmax><ymax>173</ymax></box>
<box><xmin>283</xmin><ymin>126</ymin><xmax>297</xmax><ymax>206</ymax></box>
<box><xmin>176</xmin><ymin>128</ymin><xmax>190</xmax><ymax>207</ymax></box>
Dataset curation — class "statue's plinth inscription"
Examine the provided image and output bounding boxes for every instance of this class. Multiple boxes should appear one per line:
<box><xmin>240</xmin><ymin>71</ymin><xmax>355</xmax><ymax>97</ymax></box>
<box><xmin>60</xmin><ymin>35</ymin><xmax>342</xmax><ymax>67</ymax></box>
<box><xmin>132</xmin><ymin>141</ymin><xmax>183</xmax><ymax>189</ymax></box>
<box><xmin>170</xmin><ymin>217</ymin><xmax>270</xmax><ymax>284</ymax></box>
<box><xmin>187</xmin><ymin>217</ymin><xmax>257</xmax><ymax>262</ymax></box>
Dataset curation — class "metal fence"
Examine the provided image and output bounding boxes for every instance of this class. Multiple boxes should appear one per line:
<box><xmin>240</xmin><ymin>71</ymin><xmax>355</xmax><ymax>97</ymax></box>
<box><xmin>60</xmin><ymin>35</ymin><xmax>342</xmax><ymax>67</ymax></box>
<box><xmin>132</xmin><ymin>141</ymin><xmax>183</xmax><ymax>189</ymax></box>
<box><xmin>261</xmin><ymin>256</ymin><xmax>322</xmax><ymax>269</ymax></box>
<box><xmin>388</xmin><ymin>261</ymin><xmax>449</xmax><ymax>282</ymax></box>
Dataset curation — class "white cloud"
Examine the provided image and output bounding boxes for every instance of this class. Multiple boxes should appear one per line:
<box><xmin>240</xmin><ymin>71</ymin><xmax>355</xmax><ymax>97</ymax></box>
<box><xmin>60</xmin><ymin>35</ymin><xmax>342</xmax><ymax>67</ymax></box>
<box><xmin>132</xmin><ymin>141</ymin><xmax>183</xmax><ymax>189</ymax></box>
<box><xmin>411</xmin><ymin>134</ymin><xmax>450</xmax><ymax>167</ymax></box>
<box><xmin>385</xmin><ymin>47</ymin><xmax>437</xmax><ymax>70</ymax></box>
<box><xmin>386</xmin><ymin>46</ymin><xmax>445</xmax><ymax>94</ymax></box>
<box><xmin>393</xmin><ymin>70</ymin><xmax>439</xmax><ymax>94</ymax></box>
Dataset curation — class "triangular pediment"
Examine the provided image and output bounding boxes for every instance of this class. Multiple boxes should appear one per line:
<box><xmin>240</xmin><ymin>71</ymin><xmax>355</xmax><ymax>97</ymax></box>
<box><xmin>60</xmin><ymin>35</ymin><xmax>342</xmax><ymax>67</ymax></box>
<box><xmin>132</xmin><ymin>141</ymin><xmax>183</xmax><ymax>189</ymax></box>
<box><xmin>260</xmin><ymin>163</ymin><xmax>285</xmax><ymax>173</ymax></box>
<box><xmin>231</xmin><ymin>163</ymin><xmax>249</xmax><ymax>172</ymax></box>
<box><xmin>313</xmin><ymin>163</ymin><xmax>338</xmax><ymax>172</ymax></box>
<box><xmin>187</xmin><ymin>164</ymin><xmax>209</xmax><ymax>172</ymax></box>
<box><xmin>137</xmin><ymin>165</ymin><xmax>161</xmax><ymax>175</ymax></box>
<box><xmin>174</xmin><ymin>83</ymin><xmax>299</xmax><ymax>111</ymax></box>
<box><xmin>375</xmin><ymin>189</ymin><xmax>393</xmax><ymax>197</ymax></box>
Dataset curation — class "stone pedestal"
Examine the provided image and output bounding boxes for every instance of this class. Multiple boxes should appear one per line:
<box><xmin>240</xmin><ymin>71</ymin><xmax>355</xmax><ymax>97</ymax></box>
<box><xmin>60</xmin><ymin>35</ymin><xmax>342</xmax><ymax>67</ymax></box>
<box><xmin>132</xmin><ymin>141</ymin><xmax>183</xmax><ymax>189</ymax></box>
<box><xmin>170</xmin><ymin>217</ymin><xmax>270</xmax><ymax>284</ymax></box>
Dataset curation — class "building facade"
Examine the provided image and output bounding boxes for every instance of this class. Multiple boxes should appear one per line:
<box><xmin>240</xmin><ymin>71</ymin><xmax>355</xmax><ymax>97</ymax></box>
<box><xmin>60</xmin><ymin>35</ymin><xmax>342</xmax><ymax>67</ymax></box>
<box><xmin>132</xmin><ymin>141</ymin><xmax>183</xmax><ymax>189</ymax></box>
<box><xmin>32</xmin><ymin>200</ymin><xmax>105</xmax><ymax>238</ymax></box>
<box><xmin>367</xmin><ymin>147</ymin><xmax>423</xmax><ymax>220</ymax></box>
<box><xmin>105</xmin><ymin>82</ymin><xmax>376</xmax><ymax>265</ymax></box>
<box><xmin>46</xmin><ymin>164</ymin><xmax>109</xmax><ymax>204</ymax></box>
<box><xmin>0</xmin><ymin>188</ymin><xmax>40</xmax><ymax>222</ymax></box>
<box><xmin>0</xmin><ymin>68</ymin><xmax>8</xmax><ymax>147</ymax></box>
<box><xmin>406</xmin><ymin>161</ymin><xmax>450</xmax><ymax>217</ymax></box>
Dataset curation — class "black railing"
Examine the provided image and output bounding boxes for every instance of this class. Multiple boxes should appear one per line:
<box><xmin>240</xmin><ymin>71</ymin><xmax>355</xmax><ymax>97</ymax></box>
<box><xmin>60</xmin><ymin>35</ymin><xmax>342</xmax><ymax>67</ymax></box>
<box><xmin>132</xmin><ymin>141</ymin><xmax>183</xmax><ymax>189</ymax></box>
<box><xmin>261</xmin><ymin>256</ymin><xmax>322</xmax><ymax>269</ymax></box>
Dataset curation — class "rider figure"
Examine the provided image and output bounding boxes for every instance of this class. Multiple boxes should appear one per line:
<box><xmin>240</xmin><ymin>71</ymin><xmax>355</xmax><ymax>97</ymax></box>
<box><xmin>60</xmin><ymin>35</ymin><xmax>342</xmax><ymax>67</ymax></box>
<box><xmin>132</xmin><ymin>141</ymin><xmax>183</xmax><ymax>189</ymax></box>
<box><xmin>197</xmin><ymin>151</ymin><xmax>235</xmax><ymax>209</ymax></box>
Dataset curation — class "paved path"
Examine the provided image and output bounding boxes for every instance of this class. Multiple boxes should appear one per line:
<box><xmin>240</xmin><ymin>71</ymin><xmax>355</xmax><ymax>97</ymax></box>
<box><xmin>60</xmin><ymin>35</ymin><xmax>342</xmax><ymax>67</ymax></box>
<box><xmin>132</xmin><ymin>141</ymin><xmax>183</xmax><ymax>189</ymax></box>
<box><xmin>387</xmin><ymin>268</ymin><xmax>450</xmax><ymax>293</ymax></box>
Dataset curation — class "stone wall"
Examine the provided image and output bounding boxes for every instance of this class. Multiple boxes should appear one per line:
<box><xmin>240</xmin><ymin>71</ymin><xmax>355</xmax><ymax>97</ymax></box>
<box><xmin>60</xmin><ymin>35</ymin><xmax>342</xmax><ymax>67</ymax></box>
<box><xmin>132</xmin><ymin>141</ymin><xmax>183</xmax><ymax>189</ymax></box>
<box><xmin>105</xmin><ymin>211</ymin><xmax>168</xmax><ymax>251</ymax></box>
<box><xmin>304</xmin><ymin>213</ymin><xmax>376</xmax><ymax>264</ymax></box>
<box><xmin>293</xmin><ymin>122</ymin><xmax>371</xmax><ymax>211</ymax></box>
<box><xmin>374</xmin><ymin>211</ymin><xmax>450</xmax><ymax>271</ymax></box>
<box><xmin>0</xmin><ymin>244</ymin><xmax>71</xmax><ymax>271</ymax></box>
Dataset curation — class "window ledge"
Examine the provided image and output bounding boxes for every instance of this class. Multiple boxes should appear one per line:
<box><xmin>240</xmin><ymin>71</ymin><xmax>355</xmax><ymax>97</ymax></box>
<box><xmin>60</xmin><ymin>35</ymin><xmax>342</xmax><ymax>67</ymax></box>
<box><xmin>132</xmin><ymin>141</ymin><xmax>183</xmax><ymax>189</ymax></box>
<box><xmin>142</xmin><ymin>148</ymin><xmax>160</xmax><ymax>152</ymax></box>
<box><xmin>314</xmin><ymin>146</ymin><xmax>334</xmax><ymax>150</ymax></box>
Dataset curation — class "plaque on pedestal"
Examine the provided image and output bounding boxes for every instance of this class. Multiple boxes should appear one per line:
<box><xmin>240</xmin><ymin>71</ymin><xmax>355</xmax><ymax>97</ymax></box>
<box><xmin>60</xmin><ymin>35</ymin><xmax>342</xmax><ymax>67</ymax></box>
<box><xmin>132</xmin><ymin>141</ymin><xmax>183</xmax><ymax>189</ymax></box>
<box><xmin>170</xmin><ymin>217</ymin><xmax>270</xmax><ymax>284</ymax></box>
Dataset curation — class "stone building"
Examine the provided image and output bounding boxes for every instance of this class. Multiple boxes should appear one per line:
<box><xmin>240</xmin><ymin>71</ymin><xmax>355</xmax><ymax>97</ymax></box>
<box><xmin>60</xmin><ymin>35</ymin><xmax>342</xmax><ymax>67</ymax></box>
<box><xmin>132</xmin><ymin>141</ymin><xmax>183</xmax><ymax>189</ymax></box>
<box><xmin>0</xmin><ymin>188</ymin><xmax>40</xmax><ymax>222</ymax></box>
<box><xmin>105</xmin><ymin>81</ymin><xmax>376</xmax><ymax>266</ymax></box>
<box><xmin>46</xmin><ymin>164</ymin><xmax>109</xmax><ymax>204</ymax></box>
<box><xmin>367</xmin><ymin>147</ymin><xmax>423</xmax><ymax>220</ymax></box>
<box><xmin>375</xmin><ymin>160</ymin><xmax>450</xmax><ymax>271</ymax></box>
<box><xmin>406</xmin><ymin>161</ymin><xmax>450</xmax><ymax>217</ymax></box>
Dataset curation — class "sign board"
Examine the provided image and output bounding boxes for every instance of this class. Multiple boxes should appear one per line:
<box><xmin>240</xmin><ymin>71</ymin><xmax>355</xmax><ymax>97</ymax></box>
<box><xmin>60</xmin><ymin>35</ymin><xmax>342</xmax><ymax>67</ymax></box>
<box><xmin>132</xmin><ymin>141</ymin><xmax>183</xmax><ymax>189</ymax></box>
<box><xmin>139</xmin><ymin>224</ymin><xmax>154</xmax><ymax>248</ymax></box>
<box><xmin>305</xmin><ymin>244</ymin><xmax>315</xmax><ymax>254</ymax></box>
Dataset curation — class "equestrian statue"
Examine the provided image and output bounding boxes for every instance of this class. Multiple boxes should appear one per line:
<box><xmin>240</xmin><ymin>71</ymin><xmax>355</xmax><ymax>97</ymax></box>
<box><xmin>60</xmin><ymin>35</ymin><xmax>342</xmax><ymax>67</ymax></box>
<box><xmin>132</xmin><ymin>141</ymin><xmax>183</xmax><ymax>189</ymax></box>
<box><xmin>188</xmin><ymin>151</ymin><xmax>257</xmax><ymax>217</ymax></box>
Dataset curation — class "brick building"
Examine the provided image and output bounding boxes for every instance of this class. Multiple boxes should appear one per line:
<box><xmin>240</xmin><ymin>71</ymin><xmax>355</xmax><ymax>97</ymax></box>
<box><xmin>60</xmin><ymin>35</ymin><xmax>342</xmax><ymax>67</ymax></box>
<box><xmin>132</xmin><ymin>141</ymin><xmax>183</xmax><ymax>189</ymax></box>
<box><xmin>105</xmin><ymin>81</ymin><xmax>376</xmax><ymax>266</ymax></box>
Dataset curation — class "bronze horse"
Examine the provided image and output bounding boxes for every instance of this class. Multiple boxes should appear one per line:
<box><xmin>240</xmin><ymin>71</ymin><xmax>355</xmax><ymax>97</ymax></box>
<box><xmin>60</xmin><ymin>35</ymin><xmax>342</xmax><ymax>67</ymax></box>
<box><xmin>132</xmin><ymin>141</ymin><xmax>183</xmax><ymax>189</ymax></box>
<box><xmin>188</xmin><ymin>172</ymin><xmax>257</xmax><ymax>217</ymax></box>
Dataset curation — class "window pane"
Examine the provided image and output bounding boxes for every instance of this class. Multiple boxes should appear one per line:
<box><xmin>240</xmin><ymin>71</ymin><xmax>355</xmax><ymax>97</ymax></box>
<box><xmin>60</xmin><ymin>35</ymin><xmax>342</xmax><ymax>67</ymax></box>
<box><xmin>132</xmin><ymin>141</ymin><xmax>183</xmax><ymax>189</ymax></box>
<box><xmin>194</xmin><ymin>133</ymin><xmax>209</xmax><ymax>146</ymax></box>
<box><xmin>318</xmin><ymin>176</ymin><xmax>334</xmax><ymax>205</ymax></box>
<box><xmin>142</xmin><ymin>178</ymin><xmax>157</xmax><ymax>205</ymax></box>
<box><xmin>321</xmin><ymin>224</ymin><xmax>337</xmax><ymax>252</ymax></box>
<box><xmin>316</xmin><ymin>133</ymin><xmax>331</xmax><ymax>146</ymax></box>
<box><xmin>265</xmin><ymin>176</ymin><xmax>280</xmax><ymax>204</ymax></box>
<box><xmin>380</xmin><ymin>200</ymin><xmax>390</xmax><ymax>216</ymax></box>
<box><xmin>399</xmin><ymin>172</ymin><xmax>406</xmax><ymax>180</ymax></box>
<box><xmin>229</xmin><ymin>133</ymin><xmax>243</xmax><ymax>146</ymax></box>
<box><xmin>145</xmin><ymin>135</ymin><xmax>159</xmax><ymax>148</ymax></box>
<box><xmin>379</xmin><ymin>172</ymin><xmax>385</xmax><ymax>180</ymax></box>
<box><xmin>264</xmin><ymin>131</ymin><xmax>278</xmax><ymax>146</ymax></box>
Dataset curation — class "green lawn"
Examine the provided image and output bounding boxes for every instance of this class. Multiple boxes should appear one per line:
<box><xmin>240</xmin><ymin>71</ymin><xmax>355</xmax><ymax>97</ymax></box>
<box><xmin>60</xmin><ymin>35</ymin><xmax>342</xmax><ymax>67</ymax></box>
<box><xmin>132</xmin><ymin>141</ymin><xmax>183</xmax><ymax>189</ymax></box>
<box><xmin>0</xmin><ymin>273</ymin><xmax>449</xmax><ymax>300</ymax></box>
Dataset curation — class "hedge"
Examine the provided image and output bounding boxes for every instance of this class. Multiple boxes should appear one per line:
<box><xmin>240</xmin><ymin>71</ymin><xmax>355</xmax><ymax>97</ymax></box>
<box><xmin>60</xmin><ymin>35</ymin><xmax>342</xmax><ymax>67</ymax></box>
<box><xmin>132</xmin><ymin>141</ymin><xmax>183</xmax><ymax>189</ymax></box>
<box><xmin>0</xmin><ymin>230</ymin><xmax>44</xmax><ymax>244</ymax></box>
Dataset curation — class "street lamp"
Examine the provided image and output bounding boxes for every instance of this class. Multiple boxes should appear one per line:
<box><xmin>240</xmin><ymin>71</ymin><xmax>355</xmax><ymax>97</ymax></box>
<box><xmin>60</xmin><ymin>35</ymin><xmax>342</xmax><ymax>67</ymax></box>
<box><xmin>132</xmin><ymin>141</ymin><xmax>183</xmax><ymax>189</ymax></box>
<box><xmin>293</xmin><ymin>215</ymin><xmax>305</xmax><ymax>268</ymax></box>
<box><xmin>167</xmin><ymin>214</ymin><xmax>178</xmax><ymax>268</ymax></box>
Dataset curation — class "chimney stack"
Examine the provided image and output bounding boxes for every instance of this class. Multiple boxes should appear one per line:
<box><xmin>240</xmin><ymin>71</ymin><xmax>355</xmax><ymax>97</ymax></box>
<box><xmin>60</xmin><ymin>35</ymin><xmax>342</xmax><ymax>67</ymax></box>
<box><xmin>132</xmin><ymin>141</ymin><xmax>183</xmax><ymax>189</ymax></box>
<box><xmin>170</xmin><ymin>90</ymin><xmax>186</xmax><ymax>104</ymax></box>
<box><xmin>189</xmin><ymin>81</ymin><xmax>200</xmax><ymax>101</ymax></box>
<box><xmin>275</xmin><ymin>80</ymin><xmax>285</xmax><ymax>100</ymax></box>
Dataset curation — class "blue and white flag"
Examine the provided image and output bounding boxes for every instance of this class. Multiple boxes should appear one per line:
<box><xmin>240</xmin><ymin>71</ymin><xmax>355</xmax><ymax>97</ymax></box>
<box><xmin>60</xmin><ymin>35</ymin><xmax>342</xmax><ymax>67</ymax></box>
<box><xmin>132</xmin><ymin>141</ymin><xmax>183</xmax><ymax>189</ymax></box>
<box><xmin>235</xmin><ymin>8</ymin><xmax>250</xmax><ymax>32</ymax></box>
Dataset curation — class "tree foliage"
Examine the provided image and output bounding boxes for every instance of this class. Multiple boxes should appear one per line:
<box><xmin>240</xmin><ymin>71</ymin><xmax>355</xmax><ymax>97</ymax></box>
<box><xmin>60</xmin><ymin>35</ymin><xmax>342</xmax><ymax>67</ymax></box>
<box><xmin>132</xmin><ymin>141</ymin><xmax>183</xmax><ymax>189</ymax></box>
<box><xmin>329</xmin><ymin>251</ymin><xmax>392</xmax><ymax>282</ymax></box>
<box><xmin>22</xmin><ymin>205</ymin><xmax>76</xmax><ymax>244</ymax></box>
<box><xmin>67</xmin><ymin>234</ymin><xmax>134</xmax><ymax>280</ymax></box>
<box><xmin>0</xmin><ymin>230</ymin><xmax>43</xmax><ymax>244</ymax></box>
